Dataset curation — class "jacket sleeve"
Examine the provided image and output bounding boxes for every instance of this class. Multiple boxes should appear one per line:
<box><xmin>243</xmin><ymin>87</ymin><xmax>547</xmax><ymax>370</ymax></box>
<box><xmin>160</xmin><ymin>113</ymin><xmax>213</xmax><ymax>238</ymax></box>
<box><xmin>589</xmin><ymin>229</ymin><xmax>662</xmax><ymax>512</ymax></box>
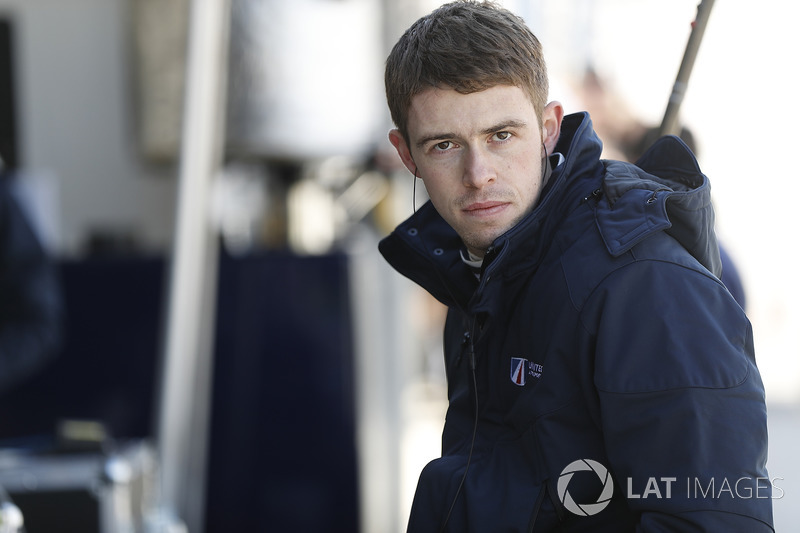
<box><xmin>0</xmin><ymin>179</ymin><xmax>63</xmax><ymax>393</ymax></box>
<box><xmin>588</xmin><ymin>258</ymin><xmax>773</xmax><ymax>531</ymax></box>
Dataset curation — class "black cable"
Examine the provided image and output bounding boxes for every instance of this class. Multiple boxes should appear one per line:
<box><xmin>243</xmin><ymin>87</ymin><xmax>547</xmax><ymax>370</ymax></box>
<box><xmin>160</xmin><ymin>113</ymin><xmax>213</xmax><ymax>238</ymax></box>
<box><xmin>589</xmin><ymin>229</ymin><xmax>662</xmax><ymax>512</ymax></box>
<box><xmin>439</xmin><ymin>326</ymin><xmax>480</xmax><ymax>532</ymax></box>
<box><xmin>413</xmin><ymin>166</ymin><xmax>420</xmax><ymax>213</ymax></box>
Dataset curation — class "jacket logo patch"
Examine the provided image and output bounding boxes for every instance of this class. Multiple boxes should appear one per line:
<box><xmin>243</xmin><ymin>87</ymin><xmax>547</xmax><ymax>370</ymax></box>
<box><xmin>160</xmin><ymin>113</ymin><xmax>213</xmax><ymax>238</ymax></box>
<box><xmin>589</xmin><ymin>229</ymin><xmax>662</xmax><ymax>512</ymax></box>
<box><xmin>510</xmin><ymin>357</ymin><xmax>543</xmax><ymax>386</ymax></box>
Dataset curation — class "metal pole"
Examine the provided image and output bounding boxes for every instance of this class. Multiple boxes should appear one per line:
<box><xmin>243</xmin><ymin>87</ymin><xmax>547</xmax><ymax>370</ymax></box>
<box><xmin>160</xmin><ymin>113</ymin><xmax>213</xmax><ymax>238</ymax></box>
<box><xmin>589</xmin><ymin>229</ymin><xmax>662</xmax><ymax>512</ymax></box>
<box><xmin>153</xmin><ymin>0</ymin><xmax>231</xmax><ymax>531</ymax></box>
<box><xmin>659</xmin><ymin>0</ymin><xmax>715</xmax><ymax>137</ymax></box>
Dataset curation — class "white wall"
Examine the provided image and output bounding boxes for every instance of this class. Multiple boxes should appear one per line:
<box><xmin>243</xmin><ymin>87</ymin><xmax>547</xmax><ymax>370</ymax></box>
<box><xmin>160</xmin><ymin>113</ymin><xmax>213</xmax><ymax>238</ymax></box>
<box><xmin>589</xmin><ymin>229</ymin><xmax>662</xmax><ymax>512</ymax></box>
<box><xmin>2</xmin><ymin>0</ymin><xmax>177</xmax><ymax>256</ymax></box>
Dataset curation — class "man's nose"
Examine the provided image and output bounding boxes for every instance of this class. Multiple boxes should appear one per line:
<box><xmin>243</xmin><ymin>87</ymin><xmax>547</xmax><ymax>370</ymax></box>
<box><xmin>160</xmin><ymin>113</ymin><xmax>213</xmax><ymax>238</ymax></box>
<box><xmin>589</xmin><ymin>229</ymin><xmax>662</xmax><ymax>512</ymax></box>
<box><xmin>462</xmin><ymin>147</ymin><xmax>496</xmax><ymax>188</ymax></box>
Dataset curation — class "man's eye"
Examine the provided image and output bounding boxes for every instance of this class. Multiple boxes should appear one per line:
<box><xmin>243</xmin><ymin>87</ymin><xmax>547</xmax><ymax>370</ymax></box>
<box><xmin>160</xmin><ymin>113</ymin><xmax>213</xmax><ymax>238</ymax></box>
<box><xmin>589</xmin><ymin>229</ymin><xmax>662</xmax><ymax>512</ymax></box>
<box><xmin>434</xmin><ymin>141</ymin><xmax>453</xmax><ymax>151</ymax></box>
<box><xmin>494</xmin><ymin>131</ymin><xmax>512</xmax><ymax>141</ymax></box>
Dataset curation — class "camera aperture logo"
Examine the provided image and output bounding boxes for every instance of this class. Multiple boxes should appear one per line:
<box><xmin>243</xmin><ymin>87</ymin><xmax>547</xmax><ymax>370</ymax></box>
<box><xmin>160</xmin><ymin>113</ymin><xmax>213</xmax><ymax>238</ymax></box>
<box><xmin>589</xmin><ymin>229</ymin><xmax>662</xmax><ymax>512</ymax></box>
<box><xmin>557</xmin><ymin>459</ymin><xmax>614</xmax><ymax>516</ymax></box>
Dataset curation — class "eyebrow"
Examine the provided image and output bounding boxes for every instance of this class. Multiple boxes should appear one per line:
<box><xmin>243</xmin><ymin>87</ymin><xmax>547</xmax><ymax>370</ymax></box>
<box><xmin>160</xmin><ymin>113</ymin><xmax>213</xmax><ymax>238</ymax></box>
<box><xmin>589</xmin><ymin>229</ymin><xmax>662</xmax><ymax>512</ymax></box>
<box><xmin>414</xmin><ymin>119</ymin><xmax>529</xmax><ymax>149</ymax></box>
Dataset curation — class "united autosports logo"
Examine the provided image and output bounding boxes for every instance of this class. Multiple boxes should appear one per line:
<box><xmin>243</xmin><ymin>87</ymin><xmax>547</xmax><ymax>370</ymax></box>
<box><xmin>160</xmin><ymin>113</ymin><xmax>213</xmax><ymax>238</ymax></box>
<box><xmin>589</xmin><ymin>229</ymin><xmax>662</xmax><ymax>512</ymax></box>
<box><xmin>510</xmin><ymin>357</ymin><xmax>543</xmax><ymax>386</ymax></box>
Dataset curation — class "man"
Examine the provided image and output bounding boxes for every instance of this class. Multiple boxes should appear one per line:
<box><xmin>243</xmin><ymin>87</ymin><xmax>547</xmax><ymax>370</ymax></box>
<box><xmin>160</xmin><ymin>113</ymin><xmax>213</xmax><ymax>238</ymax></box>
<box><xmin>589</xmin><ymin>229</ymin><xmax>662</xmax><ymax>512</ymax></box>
<box><xmin>379</xmin><ymin>1</ymin><xmax>772</xmax><ymax>531</ymax></box>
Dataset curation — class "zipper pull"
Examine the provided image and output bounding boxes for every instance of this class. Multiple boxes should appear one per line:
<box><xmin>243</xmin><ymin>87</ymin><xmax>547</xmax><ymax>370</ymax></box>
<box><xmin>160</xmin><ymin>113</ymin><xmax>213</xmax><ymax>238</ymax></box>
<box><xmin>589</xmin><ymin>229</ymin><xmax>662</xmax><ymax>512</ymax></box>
<box><xmin>581</xmin><ymin>188</ymin><xmax>603</xmax><ymax>204</ymax></box>
<box><xmin>456</xmin><ymin>331</ymin><xmax>471</xmax><ymax>366</ymax></box>
<box><xmin>470</xmin><ymin>342</ymin><xmax>477</xmax><ymax>371</ymax></box>
<box><xmin>463</xmin><ymin>330</ymin><xmax>476</xmax><ymax>370</ymax></box>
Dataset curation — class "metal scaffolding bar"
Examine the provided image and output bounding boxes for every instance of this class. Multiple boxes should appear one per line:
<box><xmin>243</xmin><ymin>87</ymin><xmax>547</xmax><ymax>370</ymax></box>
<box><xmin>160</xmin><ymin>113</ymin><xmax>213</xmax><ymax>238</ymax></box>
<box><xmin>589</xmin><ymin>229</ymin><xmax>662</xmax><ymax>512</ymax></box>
<box><xmin>154</xmin><ymin>0</ymin><xmax>231</xmax><ymax>531</ymax></box>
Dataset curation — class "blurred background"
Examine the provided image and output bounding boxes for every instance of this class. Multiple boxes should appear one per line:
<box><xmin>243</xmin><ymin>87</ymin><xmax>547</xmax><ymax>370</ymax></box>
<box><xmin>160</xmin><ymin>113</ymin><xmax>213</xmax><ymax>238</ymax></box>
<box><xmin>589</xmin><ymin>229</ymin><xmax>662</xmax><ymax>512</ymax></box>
<box><xmin>0</xmin><ymin>0</ymin><xmax>796</xmax><ymax>532</ymax></box>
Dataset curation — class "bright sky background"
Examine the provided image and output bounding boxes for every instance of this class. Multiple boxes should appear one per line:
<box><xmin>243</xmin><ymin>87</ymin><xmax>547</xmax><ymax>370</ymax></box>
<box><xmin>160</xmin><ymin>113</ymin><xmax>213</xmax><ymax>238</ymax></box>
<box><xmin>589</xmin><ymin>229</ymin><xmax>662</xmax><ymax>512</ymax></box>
<box><xmin>505</xmin><ymin>0</ymin><xmax>800</xmax><ymax>403</ymax></box>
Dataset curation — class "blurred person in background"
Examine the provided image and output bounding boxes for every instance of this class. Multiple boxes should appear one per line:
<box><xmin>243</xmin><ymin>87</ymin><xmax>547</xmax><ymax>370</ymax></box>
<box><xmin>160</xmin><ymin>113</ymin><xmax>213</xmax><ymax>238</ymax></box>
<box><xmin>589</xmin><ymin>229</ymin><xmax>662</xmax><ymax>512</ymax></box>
<box><xmin>0</xmin><ymin>158</ymin><xmax>62</xmax><ymax>396</ymax></box>
<box><xmin>379</xmin><ymin>1</ymin><xmax>771</xmax><ymax>531</ymax></box>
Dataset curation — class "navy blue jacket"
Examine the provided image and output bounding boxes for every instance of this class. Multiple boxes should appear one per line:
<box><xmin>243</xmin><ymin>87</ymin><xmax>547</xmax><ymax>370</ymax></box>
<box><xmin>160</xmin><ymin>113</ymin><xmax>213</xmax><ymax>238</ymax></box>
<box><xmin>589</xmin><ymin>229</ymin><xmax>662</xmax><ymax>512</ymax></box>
<box><xmin>379</xmin><ymin>113</ymin><xmax>772</xmax><ymax>532</ymax></box>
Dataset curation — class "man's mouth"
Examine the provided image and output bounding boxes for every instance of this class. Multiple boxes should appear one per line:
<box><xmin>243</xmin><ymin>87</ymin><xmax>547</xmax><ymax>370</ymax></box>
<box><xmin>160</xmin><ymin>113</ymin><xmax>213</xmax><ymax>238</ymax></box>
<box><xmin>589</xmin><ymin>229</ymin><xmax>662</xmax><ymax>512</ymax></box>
<box><xmin>463</xmin><ymin>201</ymin><xmax>509</xmax><ymax>217</ymax></box>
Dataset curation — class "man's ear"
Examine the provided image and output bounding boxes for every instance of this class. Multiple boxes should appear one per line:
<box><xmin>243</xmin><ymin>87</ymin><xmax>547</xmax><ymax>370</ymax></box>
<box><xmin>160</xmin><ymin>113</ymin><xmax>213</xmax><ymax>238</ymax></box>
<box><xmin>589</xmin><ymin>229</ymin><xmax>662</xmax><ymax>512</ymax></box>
<box><xmin>388</xmin><ymin>129</ymin><xmax>417</xmax><ymax>176</ymax></box>
<box><xmin>541</xmin><ymin>101</ymin><xmax>564</xmax><ymax>155</ymax></box>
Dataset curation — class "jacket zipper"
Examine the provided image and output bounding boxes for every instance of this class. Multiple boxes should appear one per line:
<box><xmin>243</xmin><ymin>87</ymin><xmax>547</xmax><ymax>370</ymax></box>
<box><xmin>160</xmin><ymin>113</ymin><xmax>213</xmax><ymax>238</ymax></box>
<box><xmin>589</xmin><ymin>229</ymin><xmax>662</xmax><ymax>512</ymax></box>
<box><xmin>527</xmin><ymin>482</ymin><xmax>548</xmax><ymax>533</ymax></box>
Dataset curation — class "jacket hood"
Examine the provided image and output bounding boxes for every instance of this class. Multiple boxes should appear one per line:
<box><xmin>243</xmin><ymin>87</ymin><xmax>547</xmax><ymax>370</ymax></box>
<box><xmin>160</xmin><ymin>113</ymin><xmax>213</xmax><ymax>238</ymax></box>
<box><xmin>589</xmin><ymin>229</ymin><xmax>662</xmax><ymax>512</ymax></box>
<box><xmin>596</xmin><ymin>131</ymin><xmax>721</xmax><ymax>277</ymax></box>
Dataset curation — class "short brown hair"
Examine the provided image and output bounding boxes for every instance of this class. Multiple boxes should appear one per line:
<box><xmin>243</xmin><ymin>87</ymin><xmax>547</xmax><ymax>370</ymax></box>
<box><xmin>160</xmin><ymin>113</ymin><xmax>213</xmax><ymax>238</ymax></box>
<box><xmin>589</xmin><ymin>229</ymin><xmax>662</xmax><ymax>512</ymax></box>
<box><xmin>385</xmin><ymin>0</ymin><xmax>549</xmax><ymax>142</ymax></box>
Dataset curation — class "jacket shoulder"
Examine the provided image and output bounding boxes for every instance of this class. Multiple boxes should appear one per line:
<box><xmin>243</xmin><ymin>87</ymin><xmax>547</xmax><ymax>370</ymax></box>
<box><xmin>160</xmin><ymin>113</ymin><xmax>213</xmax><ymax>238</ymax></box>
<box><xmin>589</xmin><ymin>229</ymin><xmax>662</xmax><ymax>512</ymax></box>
<box><xmin>560</xmin><ymin>206</ymin><xmax>724</xmax><ymax>316</ymax></box>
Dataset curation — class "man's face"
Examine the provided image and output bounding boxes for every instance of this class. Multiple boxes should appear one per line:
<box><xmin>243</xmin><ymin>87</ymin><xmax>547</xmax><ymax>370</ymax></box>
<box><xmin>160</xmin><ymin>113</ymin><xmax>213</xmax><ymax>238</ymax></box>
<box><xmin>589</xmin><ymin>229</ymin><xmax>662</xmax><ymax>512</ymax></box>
<box><xmin>390</xmin><ymin>85</ymin><xmax>562</xmax><ymax>258</ymax></box>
